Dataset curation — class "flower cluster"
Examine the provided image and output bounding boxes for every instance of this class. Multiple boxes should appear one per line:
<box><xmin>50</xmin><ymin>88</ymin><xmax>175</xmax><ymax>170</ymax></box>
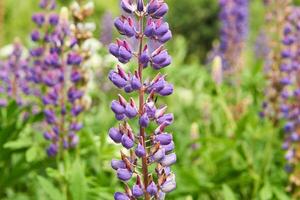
<box><xmin>30</xmin><ymin>0</ymin><xmax>94</xmax><ymax>157</ymax></box>
<box><xmin>279</xmin><ymin>7</ymin><xmax>300</xmax><ymax>189</ymax></box>
<box><xmin>0</xmin><ymin>40</ymin><xmax>30</xmax><ymax>106</ymax></box>
<box><xmin>218</xmin><ymin>0</ymin><xmax>248</xmax><ymax>74</ymax></box>
<box><xmin>260</xmin><ymin>0</ymin><xmax>291</xmax><ymax>124</ymax></box>
<box><xmin>108</xmin><ymin>0</ymin><xmax>176</xmax><ymax>199</ymax></box>
<box><xmin>29</xmin><ymin>0</ymin><xmax>59</xmax><ymax>86</ymax></box>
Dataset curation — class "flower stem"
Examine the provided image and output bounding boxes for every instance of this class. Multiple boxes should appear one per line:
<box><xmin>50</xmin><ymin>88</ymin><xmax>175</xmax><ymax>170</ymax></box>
<box><xmin>137</xmin><ymin>15</ymin><xmax>150</xmax><ymax>200</ymax></box>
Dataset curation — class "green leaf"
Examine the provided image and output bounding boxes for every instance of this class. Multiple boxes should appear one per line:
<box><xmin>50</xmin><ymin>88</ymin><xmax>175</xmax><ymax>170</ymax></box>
<box><xmin>4</xmin><ymin>138</ymin><xmax>31</xmax><ymax>149</ymax></box>
<box><xmin>37</xmin><ymin>176</ymin><xmax>64</xmax><ymax>200</ymax></box>
<box><xmin>222</xmin><ymin>184</ymin><xmax>236</xmax><ymax>200</ymax></box>
<box><xmin>69</xmin><ymin>159</ymin><xmax>87</xmax><ymax>200</ymax></box>
<box><xmin>25</xmin><ymin>145</ymin><xmax>38</xmax><ymax>162</ymax></box>
<box><xmin>46</xmin><ymin>167</ymin><xmax>61</xmax><ymax>180</ymax></box>
<box><xmin>273</xmin><ymin>187</ymin><xmax>290</xmax><ymax>200</ymax></box>
<box><xmin>259</xmin><ymin>182</ymin><xmax>273</xmax><ymax>200</ymax></box>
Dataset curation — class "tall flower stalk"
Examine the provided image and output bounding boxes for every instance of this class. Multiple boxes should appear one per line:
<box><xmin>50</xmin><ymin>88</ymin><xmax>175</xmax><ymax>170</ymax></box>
<box><xmin>260</xmin><ymin>0</ymin><xmax>291</xmax><ymax>125</ymax></box>
<box><xmin>0</xmin><ymin>40</ymin><xmax>30</xmax><ymax>106</ymax></box>
<box><xmin>218</xmin><ymin>0</ymin><xmax>248</xmax><ymax>76</ymax></box>
<box><xmin>29</xmin><ymin>0</ymin><xmax>58</xmax><ymax>88</ymax></box>
<box><xmin>29</xmin><ymin>0</ymin><xmax>94</xmax><ymax>157</ymax></box>
<box><xmin>279</xmin><ymin>7</ymin><xmax>300</xmax><ymax>194</ymax></box>
<box><xmin>108</xmin><ymin>0</ymin><xmax>176</xmax><ymax>199</ymax></box>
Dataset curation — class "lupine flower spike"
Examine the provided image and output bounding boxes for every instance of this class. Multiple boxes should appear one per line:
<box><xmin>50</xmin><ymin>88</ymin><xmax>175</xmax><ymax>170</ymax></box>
<box><xmin>108</xmin><ymin>0</ymin><xmax>176</xmax><ymax>199</ymax></box>
<box><xmin>31</xmin><ymin>0</ymin><xmax>94</xmax><ymax>157</ymax></box>
<box><xmin>218</xmin><ymin>0</ymin><xmax>248</xmax><ymax>77</ymax></box>
<box><xmin>0</xmin><ymin>39</ymin><xmax>30</xmax><ymax>106</ymax></box>
<box><xmin>29</xmin><ymin>0</ymin><xmax>58</xmax><ymax>87</ymax></box>
<box><xmin>279</xmin><ymin>7</ymin><xmax>300</xmax><ymax>192</ymax></box>
<box><xmin>260</xmin><ymin>0</ymin><xmax>291</xmax><ymax>124</ymax></box>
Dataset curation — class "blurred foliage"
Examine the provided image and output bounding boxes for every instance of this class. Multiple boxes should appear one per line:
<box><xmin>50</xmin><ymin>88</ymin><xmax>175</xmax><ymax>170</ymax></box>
<box><xmin>166</xmin><ymin>0</ymin><xmax>219</xmax><ymax>62</ymax></box>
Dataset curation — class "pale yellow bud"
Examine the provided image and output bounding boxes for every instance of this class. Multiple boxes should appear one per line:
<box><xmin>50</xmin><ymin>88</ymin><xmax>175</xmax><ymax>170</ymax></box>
<box><xmin>211</xmin><ymin>56</ymin><xmax>223</xmax><ymax>85</ymax></box>
<box><xmin>60</xmin><ymin>7</ymin><xmax>69</xmax><ymax>22</ymax></box>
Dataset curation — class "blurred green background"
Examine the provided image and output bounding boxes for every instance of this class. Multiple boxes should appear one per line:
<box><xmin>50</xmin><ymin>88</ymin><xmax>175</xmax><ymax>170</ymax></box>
<box><xmin>0</xmin><ymin>0</ymin><xmax>294</xmax><ymax>200</ymax></box>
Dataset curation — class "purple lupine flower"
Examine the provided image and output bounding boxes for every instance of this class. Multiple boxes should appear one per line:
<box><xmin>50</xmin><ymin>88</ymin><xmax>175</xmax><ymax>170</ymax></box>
<box><xmin>114</xmin><ymin>192</ymin><xmax>130</xmax><ymax>200</ymax></box>
<box><xmin>32</xmin><ymin>13</ymin><xmax>46</xmax><ymax>26</ymax></box>
<box><xmin>0</xmin><ymin>40</ymin><xmax>31</xmax><ymax>105</ymax></box>
<box><xmin>109</xmin><ymin>39</ymin><xmax>133</xmax><ymax>63</ymax></box>
<box><xmin>278</xmin><ymin>7</ymin><xmax>300</xmax><ymax>186</ymax></box>
<box><xmin>49</xmin><ymin>13</ymin><xmax>59</xmax><ymax>26</ymax></box>
<box><xmin>108</xmin><ymin>1</ymin><xmax>176</xmax><ymax>199</ymax></box>
<box><xmin>218</xmin><ymin>0</ymin><xmax>248</xmax><ymax>73</ymax></box>
<box><xmin>261</xmin><ymin>0</ymin><xmax>291</xmax><ymax>124</ymax></box>
<box><xmin>29</xmin><ymin>1</ymin><xmax>95</xmax><ymax>157</ymax></box>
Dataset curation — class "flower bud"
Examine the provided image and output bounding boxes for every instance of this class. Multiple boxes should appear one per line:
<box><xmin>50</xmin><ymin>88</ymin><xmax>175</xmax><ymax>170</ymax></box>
<box><xmin>157</xmin><ymin>113</ymin><xmax>174</xmax><ymax>125</ymax></box>
<box><xmin>109</xmin><ymin>128</ymin><xmax>123</xmax><ymax>143</ymax></box>
<box><xmin>70</xmin><ymin>122</ymin><xmax>83</xmax><ymax>132</ymax></box>
<box><xmin>132</xmin><ymin>184</ymin><xmax>143</xmax><ymax>197</ymax></box>
<box><xmin>109</xmin><ymin>40</ymin><xmax>133</xmax><ymax>63</ymax></box>
<box><xmin>139</xmin><ymin>113</ymin><xmax>150</xmax><ymax>128</ymax></box>
<box><xmin>67</xmin><ymin>52</ymin><xmax>83</xmax><ymax>65</ymax></box>
<box><xmin>147</xmin><ymin>0</ymin><xmax>168</xmax><ymax>19</ymax></box>
<box><xmin>146</xmin><ymin>181</ymin><xmax>158</xmax><ymax>196</ymax></box>
<box><xmin>49</xmin><ymin>14</ymin><xmax>59</xmax><ymax>26</ymax></box>
<box><xmin>111</xmin><ymin>159</ymin><xmax>126</xmax><ymax>170</ymax></box>
<box><xmin>161</xmin><ymin>141</ymin><xmax>175</xmax><ymax>153</ymax></box>
<box><xmin>161</xmin><ymin>174</ymin><xmax>176</xmax><ymax>193</ymax></box>
<box><xmin>111</xmin><ymin>100</ymin><xmax>125</xmax><ymax>115</ymax></box>
<box><xmin>151</xmin><ymin>49</ymin><xmax>172</xmax><ymax>69</ymax></box>
<box><xmin>125</xmin><ymin>100</ymin><xmax>138</xmax><ymax>118</ymax></box>
<box><xmin>135</xmin><ymin>143</ymin><xmax>146</xmax><ymax>157</ymax></box>
<box><xmin>158</xmin><ymin>83</ymin><xmax>173</xmax><ymax>96</ymax></box>
<box><xmin>160</xmin><ymin>153</ymin><xmax>176</xmax><ymax>166</ymax></box>
<box><xmin>109</xmin><ymin>70</ymin><xmax>128</xmax><ymax>89</ymax></box>
<box><xmin>31</xmin><ymin>30</ymin><xmax>41</xmax><ymax>42</ymax></box>
<box><xmin>46</xmin><ymin>143</ymin><xmax>58</xmax><ymax>157</ymax></box>
<box><xmin>121</xmin><ymin>134</ymin><xmax>134</xmax><ymax>149</ymax></box>
<box><xmin>121</xmin><ymin>0</ymin><xmax>134</xmax><ymax>13</ymax></box>
<box><xmin>152</xmin><ymin>148</ymin><xmax>165</xmax><ymax>162</ymax></box>
<box><xmin>114</xmin><ymin>16</ymin><xmax>135</xmax><ymax>37</ymax></box>
<box><xmin>117</xmin><ymin>168</ymin><xmax>133</xmax><ymax>182</ymax></box>
<box><xmin>32</xmin><ymin>13</ymin><xmax>45</xmax><ymax>26</ymax></box>
<box><xmin>114</xmin><ymin>192</ymin><xmax>130</xmax><ymax>200</ymax></box>
<box><xmin>155</xmin><ymin>133</ymin><xmax>173</xmax><ymax>145</ymax></box>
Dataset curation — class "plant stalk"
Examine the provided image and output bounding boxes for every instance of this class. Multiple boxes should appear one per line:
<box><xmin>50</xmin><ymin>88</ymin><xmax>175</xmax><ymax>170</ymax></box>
<box><xmin>137</xmin><ymin>15</ymin><xmax>150</xmax><ymax>200</ymax></box>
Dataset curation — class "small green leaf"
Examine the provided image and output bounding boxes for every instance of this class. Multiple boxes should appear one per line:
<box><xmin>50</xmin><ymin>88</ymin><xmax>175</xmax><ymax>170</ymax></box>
<box><xmin>37</xmin><ymin>176</ymin><xmax>64</xmax><ymax>200</ymax></box>
<box><xmin>46</xmin><ymin>168</ymin><xmax>61</xmax><ymax>180</ymax></box>
<box><xmin>26</xmin><ymin>145</ymin><xmax>38</xmax><ymax>162</ymax></box>
<box><xmin>260</xmin><ymin>182</ymin><xmax>272</xmax><ymax>200</ymax></box>
<box><xmin>69</xmin><ymin>159</ymin><xmax>87</xmax><ymax>200</ymax></box>
<box><xmin>4</xmin><ymin>138</ymin><xmax>31</xmax><ymax>149</ymax></box>
<box><xmin>222</xmin><ymin>184</ymin><xmax>236</xmax><ymax>200</ymax></box>
<box><xmin>273</xmin><ymin>187</ymin><xmax>290</xmax><ymax>200</ymax></box>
